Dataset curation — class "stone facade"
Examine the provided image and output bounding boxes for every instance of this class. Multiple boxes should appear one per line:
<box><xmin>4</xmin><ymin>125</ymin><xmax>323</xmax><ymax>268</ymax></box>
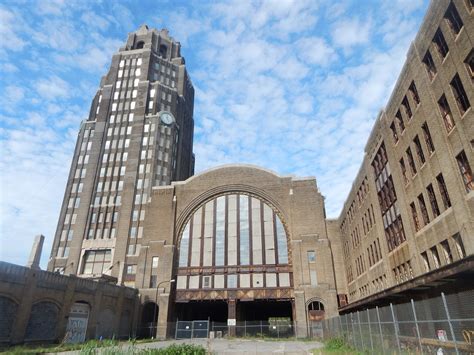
<box><xmin>0</xmin><ymin>262</ymin><xmax>139</xmax><ymax>345</ymax></box>
<box><xmin>134</xmin><ymin>165</ymin><xmax>342</xmax><ymax>338</ymax></box>
<box><xmin>335</xmin><ymin>0</ymin><xmax>473</xmax><ymax>304</ymax></box>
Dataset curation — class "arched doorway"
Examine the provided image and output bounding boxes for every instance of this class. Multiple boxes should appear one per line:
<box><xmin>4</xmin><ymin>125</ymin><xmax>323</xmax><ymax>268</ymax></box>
<box><xmin>307</xmin><ymin>300</ymin><xmax>325</xmax><ymax>338</ymax></box>
<box><xmin>64</xmin><ymin>301</ymin><xmax>90</xmax><ymax>343</ymax></box>
<box><xmin>25</xmin><ymin>301</ymin><xmax>60</xmax><ymax>341</ymax></box>
<box><xmin>140</xmin><ymin>302</ymin><xmax>158</xmax><ymax>338</ymax></box>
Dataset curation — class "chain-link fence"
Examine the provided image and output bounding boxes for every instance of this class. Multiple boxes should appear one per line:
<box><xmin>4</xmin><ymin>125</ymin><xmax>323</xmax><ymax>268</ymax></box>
<box><xmin>321</xmin><ymin>290</ymin><xmax>474</xmax><ymax>354</ymax></box>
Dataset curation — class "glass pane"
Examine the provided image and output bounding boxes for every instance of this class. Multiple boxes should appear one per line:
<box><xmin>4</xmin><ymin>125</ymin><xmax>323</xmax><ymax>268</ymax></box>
<box><xmin>179</xmin><ymin>222</ymin><xmax>190</xmax><ymax>267</ymax></box>
<box><xmin>239</xmin><ymin>195</ymin><xmax>250</xmax><ymax>265</ymax></box>
<box><xmin>215</xmin><ymin>196</ymin><xmax>226</xmax><ymax>266</ymax></box>
<box><xmin>276</xmin><ymin>217</ymin><xmax>288</xmax><ymax>263</ymax></box>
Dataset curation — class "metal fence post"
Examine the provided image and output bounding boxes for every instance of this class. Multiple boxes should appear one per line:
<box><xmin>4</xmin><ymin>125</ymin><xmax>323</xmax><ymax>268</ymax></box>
<box><xmin>357</xmin><ymin>311</ymin><xmax>365</xmax><ymax>350</ymax></box>
<box><xmin>441</xmin><ymin>292</ymin><xmax>459</xmax><ymax>355</ymax></box>
<box><xmin>376</xmin><ymin>306</ymin><xmax>384</xmax><ymax>354</ymax></box>
<box><xmin>367</xmin><ymin>309</ymin><xmax>374</xmax><ymax>352</ymax></box>
<box><xmin>411</xmin><ymin>299</ymin><xmax>423</xmax><ymax>354</ymax></box>
<box><xmin>390</xmin><ymin>303</ymin><xmax>402</xmax><ymax>353</ymax></box>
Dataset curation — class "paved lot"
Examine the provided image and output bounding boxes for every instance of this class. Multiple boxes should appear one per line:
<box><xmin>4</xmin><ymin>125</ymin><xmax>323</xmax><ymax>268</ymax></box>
<box><xmin>49</xmin><ymin>338</ymin><xmax>324</xmax><ymax>354</ymax></box>
<box><xmin>137</xmin><ymin>338</ymin><xmax>323</xmax><ymax>354</ymax></box>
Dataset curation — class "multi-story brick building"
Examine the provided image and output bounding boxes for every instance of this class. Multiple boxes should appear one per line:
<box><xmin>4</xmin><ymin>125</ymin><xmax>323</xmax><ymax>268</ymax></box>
<box><xmin>48</xmin><ymin>25</ymin><xmax>195</xmax><ymax>280</ymax></box>
<box><xmin>336</xmin><ymin>0</ymin><xmax>473</xmax><ymax>307</ymax></box>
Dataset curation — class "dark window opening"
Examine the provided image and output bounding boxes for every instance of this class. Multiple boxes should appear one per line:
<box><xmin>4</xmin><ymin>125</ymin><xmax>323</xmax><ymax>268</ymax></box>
<box><xmin>423</xmin><ymin>51</ymin><xmax>437</xmax><ymax>80</ymax></box>
<box><xmin>465</xmin><ymin>50</ymin><xmax>474</xmax><ymax>80</ymax></box>
<box><xmin>159</xmin><ymin>44</ymin><xmax>168</xmax><ymax>58</ymax></box>
<box><xmin>433</xmin><ymin>28</ymin><xmax>449</xmax><ymax>59</ymax></box>
<box><xmin>390</xmin><ymin>122</ymin><xmax>398</xmax><ymax>143</ymax></box>
<box><xmin>414</xmin><ymin>135</ymin><xmax>426</xmax><ymax>165</ymax></box>
<box><xmin>453</xmin><ymin>233</ymin><xmax>466</xmax><ymax>258</ymax></box>
<box><xmin>445</xmin><ymin>2</ymin><xmax>463</xmax><ymax>35</ymax></box>
<box><xmin>422</xmin><ymin>122</ymin><xmax>435</xmax><ymax>153</ymax></box>
<box><xmin>436</xmin><ymin>173</ymin><xmax>452</xmax><ymax>209</ymax></box>
<box><xmin>406</xmin><ymin>147</ymin><xmax>417</xmax><ymax>175</ymax></box>
<box><xmin>135</xmin><ymin>41</ymin><xmax>145</xmax><ymax>49</ymax></box>
<box><xmin>400</xmin><ymin>158</ymin><xmax>408</xmax><ymax>184</ymax></box>
<box><xmin>402</xmin><ymin>96</ymin><xmax>412</xmax><ymax>119</ymax></box>
<box><xmin>427</xmin><ymin>183</ymin><xmax>440</xmax><ymax>218</ymax></box>
<box><xmin>410</xmin><ymin>202</ymin><xmax>421</xmax><ymax>232</ymax></box>
<box><xmin>440</xmin><ymin>240</ymin><xmax>453</xmax><ymax>264</ymax></box>
<box><xmin>456</xmin><ymin>150</ymin><xmax>474</xmax><ymax>192</ymax></box>
<box><xmin>438</xmin><ymin>94</ymin><xmax>455</xmax><ymax>131</ymax></box>
<box><xmin>396</xmin><ymin>110</ymin><xmax>405</xmax><ymax>132</ymax></box>
<box><xmin>450</xmin><ymin>73</ymin><xmax>471</xmax><ymax>115</ymax></box>
<box><xmin>418</xmin><ymin>193</ymin><xmax>430</xmax><ymax>225</ymax></box>
<box><xmin>409</xmin><ymin>81</ymin><xmax>420</xmax><ymax>105</ymax></box>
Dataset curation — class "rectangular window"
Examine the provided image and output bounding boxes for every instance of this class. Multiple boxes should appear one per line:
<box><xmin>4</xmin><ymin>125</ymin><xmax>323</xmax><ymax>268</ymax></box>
<box><xmin>421</xmin><ymin>251</ymin><xmax>430</xmax><ymax>272</ymax></box>
<box><xmin>400</xmin><ymin>158</ymin><xmax>408</xmax><ymax>184</ymax></box>
<box><xmin>402</xmin><ymin>96</ymin><xmax>412</xmax><ymax>119</ymax></box>
<box><xmin>438</xmin><ymin>94</ymin><xmax>455</xmax><ymax>131</ymax></box>
<box><xmin>431</xmin><ymin>247</ymin><xmax>441</xmax><ymax>268</ymax></box>
<box><xmin>152</xmin><ymin>256</ymin><xmax>159</xmax><ymax>268</ymax></box>
<box><xmin>450</xmin><ymin>73</ymin><xmax>471</xmax><ymax>115</ymax></box>
<box><xmin>444</xmin><ymin>2</ymin><xmax>463</xmax><ymax>35</ymax></box>
<box><xmin>307</xmin><ymin>251</ymin><xmax>316</xmax><ymax>263</ymax></box>
<box><xmin>465</xmin><ymin>50</ymin><xmax>474</xmax><ymax>80</ymax></box>
<box><xmin>433</xmin><ymin>28</ymin><xmax>449</xmax><ymax>59</ymax></box>
<box><xmin>203</xmin><ymin>276</ymin><xmax>211</xmax><ymax>288</ymax></box>
<box><xmin>149</xmin><ymin>275</ymin><xmax>157</xmax><ymax>288</ymax></box>
<box><xmin>418</xmin><ymin>193</ymin><xmax>430</xmax><ymax>225</ymax></box>
<box><xmin>440</xmin><ymin>240</ymin><xmax>453</xmax><ymax>264</ymax></box>
<box><xmin>390</xmin><ymin>122</ymin><xmax>398</xmax><ymax>143</ymax></box>
<box><xmin>423</xmin><ymin>50</ymin><xmax>437</xmax><ymax>80</ymax></box>
<box><xmin>421</xmin><ymin>122</ymin><xmax>435</xmax><ymax>153</ymax></box>
<box><xmin>395</xmin><ymin>110</ymin><xmax>405</xmax><ymax>132</ymax></box>
<box><xmin>126</xmin><ymin>264</ymin><xmax>137</xmax><ymax>274</ymax></box>
<box><xmin>452</xmin><ymin>233</ymin><xmax>466</xmax><ymax>258</ymax></box>
<box><xmin>410</xmin><ymin>202</ymin><xmax>421</xmax><ymax>232</ymax></box>
<box><xmin>456</xmin><ymin>150</ymin><xmax>474</xmax><ymax>192</ymax></box>
<box><xmin>413</xmin><ymin>135</ymin><xmax>425</xmax><ymax>165</ymax></box>
<box><xmin>406</xmin><ymin>147</ymin><xmax>417</xmax><ymax>175</ymax></box>
<box><xmin>82</xmin><ymin>250</ymin><xmax>112</xmax><ymax>275</ymax></box>
<box><xmin>427</xmin><ymin>184</ymin><xmax>440</xmax><ymax>218</ymax></box>
<box><xmin>408</xmin><ymin>81</ymin><xmax>420</xmax><ymax>105</ymax></box>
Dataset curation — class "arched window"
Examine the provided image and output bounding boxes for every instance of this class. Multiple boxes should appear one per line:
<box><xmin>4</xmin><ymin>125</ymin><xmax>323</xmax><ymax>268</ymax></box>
<box><xmin>176</xmin><ymin>193</ymin><xmax>291</xmax><ymax>291</ymax></box>
<box><xmin>178</xmin><ymin>193</ymin><xmax>289</xmax><ymax>268</ymax></box>
<box><xmin>135</xmin><ymin>41</ymin><xmax>144</xmax><ymax>49</ymax></box>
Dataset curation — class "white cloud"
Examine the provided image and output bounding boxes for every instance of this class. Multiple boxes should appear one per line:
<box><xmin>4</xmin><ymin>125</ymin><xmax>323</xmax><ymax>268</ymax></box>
<box><xmin>331</xmin><ymin>18</ymin><xmax>372</xmax><ymax>49</ymax></box>
<box><xmin>0</xmin><ymin>7</ymin><xmax>27</xmax><ymax>53</ymax></box>
<box><xmin>296</xmin><ymin>37</ymin><xmax>337</xmax><ymax>66</ymax></box>
<box><xmin>35</xmin><ymin>75</ymin><xmax>71</xmax><ymax>100</ymax></box>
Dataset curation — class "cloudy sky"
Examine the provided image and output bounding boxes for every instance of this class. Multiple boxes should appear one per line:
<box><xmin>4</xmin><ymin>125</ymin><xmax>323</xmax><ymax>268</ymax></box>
<box><xmin>0</xmin><ymin>0</ymin><xmax>429</xmax><ymax>267</ymax></box>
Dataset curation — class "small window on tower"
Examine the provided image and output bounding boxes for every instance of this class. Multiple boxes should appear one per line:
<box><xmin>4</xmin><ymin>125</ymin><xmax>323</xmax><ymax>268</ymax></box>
<box><xmin>159</xmin><ymin>44</ymin><xmax>167</xmax><ymax>58</ymax></box>
<box><xmin>135</xmin><ymin>41</ymin><xmax>144</xmax><ymax>49</ymax></box>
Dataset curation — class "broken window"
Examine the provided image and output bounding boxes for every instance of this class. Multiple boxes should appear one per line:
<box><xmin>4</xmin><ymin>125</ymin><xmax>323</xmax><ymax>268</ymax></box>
<box><xmin>421</xmin><ymin>122</ymin><xmax>435</xmax><ymax>153</ymax></box>
<box><xmin>445</xmin><ymin>2</ymin><xmax>463</xmax><ymax>35</ymax></box>
<box><xmin>433</xmin><ymin>28</ymin><xmax>449</xmax><ymax>59</ymax></box>
<box><xmin>456</xmin><ymin>150</ymin><xmax>474</xmax><ymax>192</ymax></box>
<box><xmin>450</xmin><ymin>73</ymin><xmax>471</xmax><ymax>115</ymax></box>
<box><xmin>418</xmin><ymin>193</ymin><xmax>430</xmax><ymax>225</ymax></box>
<box><xmin>436</xmin><ymin>173</ymin><xmax>452</xmax><ymax>209</ymax></box>
<box><xmin>438</xmin><ymin>94</ymin><xmax>455</xmax><ymax>132</ymax></box>
<box><xmin>423</xmin><ymin>50</ymin><xmax>437</xmax><ymax>80</ymax></box>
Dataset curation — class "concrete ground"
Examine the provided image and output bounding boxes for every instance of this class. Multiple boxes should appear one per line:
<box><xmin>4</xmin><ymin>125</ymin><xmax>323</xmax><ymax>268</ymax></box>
<box><xmin>139</xmin><ymin>338</ymin><xmax>324</xmax><ymax>354</ymax></box>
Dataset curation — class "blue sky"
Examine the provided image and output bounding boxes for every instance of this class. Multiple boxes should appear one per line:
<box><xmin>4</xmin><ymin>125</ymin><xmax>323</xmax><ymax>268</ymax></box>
<box><xmin>0</xmin><ymin>0</ymin><xmax>429</xmax><ymax>267</ymax></box>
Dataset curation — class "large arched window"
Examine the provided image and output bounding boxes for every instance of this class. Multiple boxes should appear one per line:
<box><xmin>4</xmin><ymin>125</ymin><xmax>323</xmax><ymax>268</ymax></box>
<box><xmin>176</xmin><ymin>193</ymin><xmax>291</xmax><ymax>291</ymax></box>
<box><xmin>178</xmin><ymin>193</ymin><xmax>289</xmax><ymax>268</ymax></box>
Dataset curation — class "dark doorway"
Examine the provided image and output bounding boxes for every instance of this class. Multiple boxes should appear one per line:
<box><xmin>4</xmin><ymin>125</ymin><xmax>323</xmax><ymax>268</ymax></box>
<box><xmin>140</xmin><ymin>302</ymin><xmax>158</xmax><ymax>338</ymax></box>
<box><xmin>237</xmin><ymin>300</ymin><xmax>293</xmax><ymax>321</ymax></box>
<box><xmin>175</xmin><ymin>300</ymin><xmax>227</xmax><ymax>322</ymax></box>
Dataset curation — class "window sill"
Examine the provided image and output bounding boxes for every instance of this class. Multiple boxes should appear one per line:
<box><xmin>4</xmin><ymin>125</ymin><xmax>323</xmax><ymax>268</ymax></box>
<box><xmin>460</xmin><ymin>106</ymin><xmax>471</xmax><ymax>119</ymax></box>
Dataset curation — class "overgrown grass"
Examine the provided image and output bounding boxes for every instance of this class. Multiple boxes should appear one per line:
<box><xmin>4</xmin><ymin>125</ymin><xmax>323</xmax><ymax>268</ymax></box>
<box><xmin>311</xmin><ymin>337</ymin><xmax>362</xmax><ymax>354</ymax></box>
<box><xmin>1</xmin><ymin>341</ymin><xmax>206</xmax><ymax>355</ymax></box>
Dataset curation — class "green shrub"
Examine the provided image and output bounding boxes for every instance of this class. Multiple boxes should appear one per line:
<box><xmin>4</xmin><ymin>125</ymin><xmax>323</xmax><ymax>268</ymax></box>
<box><xmin>143</xmin><ymin>344</ymin><xmax>206</xmax><ymax>355</ymax></box>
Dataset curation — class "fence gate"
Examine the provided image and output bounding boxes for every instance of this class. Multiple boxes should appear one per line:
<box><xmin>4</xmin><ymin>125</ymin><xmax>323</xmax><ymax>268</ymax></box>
<box><xmin>175</xmin><ymin>320</ymin><xmax>209</xmax><ymax>339</ymax></box>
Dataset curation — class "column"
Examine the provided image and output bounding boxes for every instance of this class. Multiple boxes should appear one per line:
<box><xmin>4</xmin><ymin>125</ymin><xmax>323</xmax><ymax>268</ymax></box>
<box><xmin>228</xmin><ymin>299</ymin><xmax>236</xmax><ymax>336</ymax></box>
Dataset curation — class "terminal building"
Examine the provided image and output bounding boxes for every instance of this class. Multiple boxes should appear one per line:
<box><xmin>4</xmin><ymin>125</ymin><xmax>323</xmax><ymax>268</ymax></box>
<box><xmin>10</xmin><ymin>0</ymin><xmax>469</xmax><ymax>341</ymax></box>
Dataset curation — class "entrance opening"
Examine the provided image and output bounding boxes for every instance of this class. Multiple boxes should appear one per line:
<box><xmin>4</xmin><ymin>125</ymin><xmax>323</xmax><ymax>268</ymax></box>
<box><xmin>140</xmin><ymin>302</ymin><xmax>158</xmax><ymax>338</ymax></box>
<box><xmin>175</xmin><ymin>300</ymin><xmax>227</xmax><ymax>322</ymax></box>
<box><xmin>237</xmin><ymin>300</ymin><xmax>293</xmax><ymax>321</ymax></box>
<box><xmin>307</xmin><ymin>300</ymin><xmax>325</xmax><ymax>338</ymax></box>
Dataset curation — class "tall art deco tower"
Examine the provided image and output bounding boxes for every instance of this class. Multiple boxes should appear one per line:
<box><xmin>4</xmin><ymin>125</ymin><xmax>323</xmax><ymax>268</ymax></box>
<box><xmin>48</xmin><ymin>25</ymin><xmax>195</xmax><ymax>284</ymax></box>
